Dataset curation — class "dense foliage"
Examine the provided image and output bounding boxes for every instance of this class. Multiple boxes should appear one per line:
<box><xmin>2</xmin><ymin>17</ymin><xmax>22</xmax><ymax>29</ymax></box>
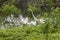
<box><xmin>0</xmin><ymin>0</ymin><xmax>60</xmax><ymax>40</ymax></box>
<box><xmin>0</xmin><ymin>25</ymin><xmax>60</xmax><ymax>40</ymax></box>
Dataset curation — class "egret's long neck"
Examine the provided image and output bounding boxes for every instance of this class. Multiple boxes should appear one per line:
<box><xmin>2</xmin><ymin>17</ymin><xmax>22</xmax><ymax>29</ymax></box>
<box><xmin>28</xmin><ymin>9</ymin><xmax>37</xmax><ymax>21</ymax></box>
<box><xmin>31</xmin><ymin>11</ymin><xmax>37</xmax><ymax>20</ymax></box>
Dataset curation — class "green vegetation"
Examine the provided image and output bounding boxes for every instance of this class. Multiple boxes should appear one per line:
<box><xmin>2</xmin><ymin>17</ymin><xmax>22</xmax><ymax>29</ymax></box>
<box><xmin>0</xmin><ymin>25</ymin><xmax>60</xmax><ymax>40</ymax></box>
<box><xmin>0</xmin><ymin>0</ymin><xmax>60</xmax><ymax>40</ymax></box>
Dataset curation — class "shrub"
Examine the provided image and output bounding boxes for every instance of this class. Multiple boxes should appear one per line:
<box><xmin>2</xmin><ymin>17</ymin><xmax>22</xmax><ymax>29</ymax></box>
<box><xmin>0</xmin><ymin>25</ymin><xmax>60</xmax><ymax>40</ymax></box>
<box><xmin>0</xmin><ymin>5</ymin><xmax>21</xmax><ymax>17</ymax></box>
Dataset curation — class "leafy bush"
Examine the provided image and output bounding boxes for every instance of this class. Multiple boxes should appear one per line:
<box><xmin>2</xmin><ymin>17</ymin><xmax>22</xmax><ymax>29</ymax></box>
<box><xmin>0</xmin><ymin>5</ymin><xmax>21</xmax><ymax>17</ymax></box>
<box><xmin>0</xmin><ymin>25</ymin><xmax>60</xmax><ymax>40</ymax></box>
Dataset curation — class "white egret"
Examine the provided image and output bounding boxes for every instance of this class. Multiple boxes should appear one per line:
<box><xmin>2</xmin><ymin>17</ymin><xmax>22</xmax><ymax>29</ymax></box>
<box><xmin>28</xmin><ymin>9</ymin><xmax>45</xmax><ymax>24</ymax></box>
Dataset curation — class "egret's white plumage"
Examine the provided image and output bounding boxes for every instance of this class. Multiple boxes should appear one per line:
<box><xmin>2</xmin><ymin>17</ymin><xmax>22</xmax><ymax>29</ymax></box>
<box><xmin>28</xmin><ymin>9</ymin><xmax>45</xmax><ymax>24</ymax></box>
